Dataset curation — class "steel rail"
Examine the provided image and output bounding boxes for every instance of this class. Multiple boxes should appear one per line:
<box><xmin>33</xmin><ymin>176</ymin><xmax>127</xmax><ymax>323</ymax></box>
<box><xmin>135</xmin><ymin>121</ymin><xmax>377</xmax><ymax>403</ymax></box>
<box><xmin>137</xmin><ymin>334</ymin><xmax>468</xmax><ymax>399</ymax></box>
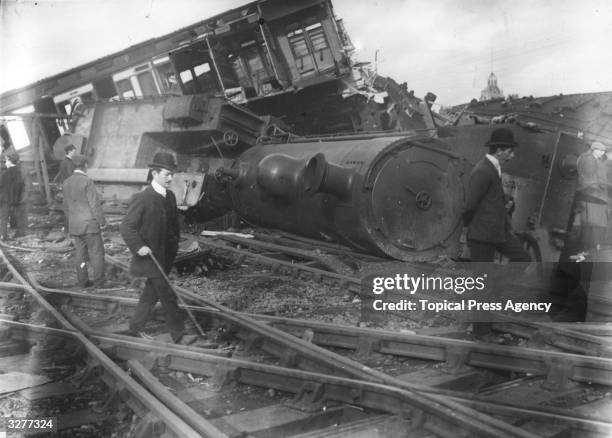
<box><xmin>252</xmin><ymin>313</ymin><xmax>612</xmax><ymax>386</ymax></box>
<box><xmin>32</xmin><ymin>275</ymin><xmax>612</xmax><ymax>389</ymax></box>
<box><xmin>2</xmin><ymin>318</ymin><xmax>526</xmax><ymax>438</ymax></box>
<box><xmin>27</xmin><ymin>259</ymin><xmax>534</xmax><ymax>437</ymax></box>
<box><xmin>81</xmin><ymin>329</ymin><xmax>539</xmax><ymax>437</ymax></box>
<box><xmin>5</xmin><ymin>312</ymin><xmax>611</xmax><ymax>437</ymax></box>
<box><xmin>0</xmin><ymin>250</ymin><xmax>207</xmax><ymax>438</ymax></box>
<box><xmin>204</xmin><ymin>234</ymin><xmax>346</xmax><ymax>272</ymax></box>
<box><xmin>82</xmin><ymin>329</ymin><xmax>612</xmax><ymax>438</ymax></box>
<box><xmin>194</xmin><ymin>235</ymin><xmax>612</xmax><ymax>357</ymax></box>
<box><xmin>193</xmin><ymin>238</ymin><xmax>362</xmax><ymax>292</ymax></box>
<box><xmin>23</xmin><ymin>268</ymin><xmax>608</xmax><ymax>436</ymax></box>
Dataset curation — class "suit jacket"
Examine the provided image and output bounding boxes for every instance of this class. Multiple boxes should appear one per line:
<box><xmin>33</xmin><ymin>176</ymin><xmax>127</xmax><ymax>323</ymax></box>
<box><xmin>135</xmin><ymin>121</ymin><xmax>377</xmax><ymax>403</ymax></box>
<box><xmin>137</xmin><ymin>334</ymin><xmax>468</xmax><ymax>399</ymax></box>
<box><xmin>55</xmin><ymin>157</ymin><xmax>76</xmax><ymax>184</ymax></box>
<box><xmin>62</xmin><ymin>172</ymin><xmax>106</xmax><ymax>235</ymax></box>
<box><xmin>0</xmin><ymin>166</ymin><xmax>24</xmax><ymax>206</ymax></box>
<box><xmin>120</xmin><ymin>186</ymin><xmax>180</xmax><ymax>278</ymax></box>
<box><xmin>463</xmin><ymin>158</ymin><xmax>509</xmax><ymax>243</ymax></box>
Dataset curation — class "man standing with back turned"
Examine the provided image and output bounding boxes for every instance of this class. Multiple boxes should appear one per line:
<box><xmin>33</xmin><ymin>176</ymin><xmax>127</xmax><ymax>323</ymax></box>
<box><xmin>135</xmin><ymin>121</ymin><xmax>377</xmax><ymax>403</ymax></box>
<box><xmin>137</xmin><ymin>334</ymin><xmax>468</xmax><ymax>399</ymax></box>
<box><xmin>62</xmin><ymin>155</ymin><xmax>106</xmax><ymax>288</ymax></box>
<box><xmin>55</xmin><ymin>144</ymin><xmax>77</xmax><ymax>185</ymax></box>
<box><xmin>463</xmin><ymin>128</ymin><xmax>531</xmax><ymax>263</ymax></box>
<box><xmin>120</xmin><ymin>151</ymin><xmax>190</xmax><ymax>344</ymax></box>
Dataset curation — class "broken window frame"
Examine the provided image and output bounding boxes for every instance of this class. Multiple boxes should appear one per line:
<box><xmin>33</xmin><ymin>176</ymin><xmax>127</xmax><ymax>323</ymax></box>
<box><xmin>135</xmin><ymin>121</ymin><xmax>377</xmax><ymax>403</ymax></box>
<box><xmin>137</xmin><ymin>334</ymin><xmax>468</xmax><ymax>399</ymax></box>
<box><xmin>287</xmin><ymin>21</ymin><xmax>334</xmax><ymax>78</ymax></box>
<box><xmin>235</xmin><ymin>40</ymin><xmax>275</xmax><ymax>95</ymax></box>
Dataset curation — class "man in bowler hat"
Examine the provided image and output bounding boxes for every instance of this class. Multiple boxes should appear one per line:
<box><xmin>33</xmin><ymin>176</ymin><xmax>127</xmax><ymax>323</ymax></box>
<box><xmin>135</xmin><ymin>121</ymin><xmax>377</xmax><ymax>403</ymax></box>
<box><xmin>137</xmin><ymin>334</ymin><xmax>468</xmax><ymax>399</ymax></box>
<box><xmin>62</xmin><ymin>155</ymin><xmax>106</xmax><ymax>288</ymax></box>
<box><xmin>120</xmin><ymin>151</ymin><xmax>189</xmax><ymax>343</ymax></box>
<box><xmin>54</xmin><ymin>144</ymin><xmax>77</xmax><ymax>185</ymax></box>
<box><xmin>463</xmin><ymin>128</ymin><xmax>531</xmax><ymax>262</ymax></box>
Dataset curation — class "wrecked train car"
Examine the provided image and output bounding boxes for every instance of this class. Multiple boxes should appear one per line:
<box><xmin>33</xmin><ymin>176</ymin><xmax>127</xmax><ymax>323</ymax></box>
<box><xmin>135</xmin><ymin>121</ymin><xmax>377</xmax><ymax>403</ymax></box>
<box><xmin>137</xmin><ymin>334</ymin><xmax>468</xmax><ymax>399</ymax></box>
<box><xmin>0</xmin><ymin>0</ymin><xmax>602</xmax><ymax>265</ymax></box>
<box><xmin>64</xmin><ymin>89</ymin><xmax>591</xmax><ymax>264</ymax></box>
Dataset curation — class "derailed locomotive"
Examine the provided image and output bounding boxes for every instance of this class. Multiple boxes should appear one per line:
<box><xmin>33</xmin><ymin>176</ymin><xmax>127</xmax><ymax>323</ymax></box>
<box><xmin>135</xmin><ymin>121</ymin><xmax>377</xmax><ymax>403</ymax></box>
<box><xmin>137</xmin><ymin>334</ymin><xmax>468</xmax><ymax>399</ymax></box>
<box><xmin>63</xmin><ymin>92</ymin><xmax>587</xmax><ymax>263</ymax></box>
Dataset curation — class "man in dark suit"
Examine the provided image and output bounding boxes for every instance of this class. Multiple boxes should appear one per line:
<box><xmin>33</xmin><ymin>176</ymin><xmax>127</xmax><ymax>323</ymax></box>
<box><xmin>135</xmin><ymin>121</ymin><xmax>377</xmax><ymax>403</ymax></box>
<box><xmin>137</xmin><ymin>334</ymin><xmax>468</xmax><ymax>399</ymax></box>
<box><xmin>463</xmin><ymin>128</ymin><xmax>531</xmax><ymax>262</ymax></box>
<box><xmin>120</xmin><ymin>151</ymin><xmax>188</xmax><ymax>344</ymax></box>
<box><xmin>0</xmin><ymin>152</ymin><xmax>28</xmax><ymax>240</ymax></box>
<box><xmin>62</xmin><ymin>155</ymin><xmax>106</xmax><ymax>287</ymax></box>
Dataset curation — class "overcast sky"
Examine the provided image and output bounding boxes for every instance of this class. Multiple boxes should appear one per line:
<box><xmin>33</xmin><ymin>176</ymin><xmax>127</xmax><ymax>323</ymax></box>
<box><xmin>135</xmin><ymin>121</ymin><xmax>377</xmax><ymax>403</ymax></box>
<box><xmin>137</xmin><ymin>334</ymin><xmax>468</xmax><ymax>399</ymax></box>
<box><xmin>1</xmin><ymin>0</ymin><xmax>611</xmax><ymax>107</ymax></box>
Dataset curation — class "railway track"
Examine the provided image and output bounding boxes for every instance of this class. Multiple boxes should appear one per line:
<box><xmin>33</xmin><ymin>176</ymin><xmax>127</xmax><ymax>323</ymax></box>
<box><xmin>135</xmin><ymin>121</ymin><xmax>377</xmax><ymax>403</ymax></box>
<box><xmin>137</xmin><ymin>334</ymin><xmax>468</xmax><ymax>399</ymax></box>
<box><xmin>0</xmin><ymin>251</ymin><xmax>211</xmax><ymax>437</ymax></box>
<box><xmin>0</xmin><ymin>246</ymin><xmax>556</xmax><ymax>437</ymax></box>
<box><xmin>6</xmin><ymin>248</ymin><xmax>609</xmax><ymax>437</ymax></box>
<box><xmin>192</xmin><ymin>232</ymin><xmax>612</xmax><ymax>358</ymax></box>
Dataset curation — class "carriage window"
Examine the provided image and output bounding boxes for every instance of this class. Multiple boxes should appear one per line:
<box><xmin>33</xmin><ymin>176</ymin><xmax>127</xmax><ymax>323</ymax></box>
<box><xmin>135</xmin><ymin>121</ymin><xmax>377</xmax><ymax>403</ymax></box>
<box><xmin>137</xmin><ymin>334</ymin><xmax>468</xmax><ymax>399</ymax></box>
<box><xmin>287</xmin><ymin>22</ymin><xmax>333</xmax><ymax>77</ymax></box>
<box><xmin>194</xmin><ymin>63</ymin><xmax>211</xmax><ymax>77</ymax></box>
<box><xmin>179</xmin><ymin>70</ymin><xmax>193</xmax><ymax>83</ymax></box>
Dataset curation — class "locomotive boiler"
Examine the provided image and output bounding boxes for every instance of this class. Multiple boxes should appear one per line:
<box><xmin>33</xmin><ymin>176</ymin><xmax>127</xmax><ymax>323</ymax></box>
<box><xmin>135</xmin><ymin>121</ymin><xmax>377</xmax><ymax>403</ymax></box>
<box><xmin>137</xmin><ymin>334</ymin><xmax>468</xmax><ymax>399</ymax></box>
<box><xmin>209</xmin><ymin>134</ymin><xmax>467</xmax><ymax>260</ymax></box>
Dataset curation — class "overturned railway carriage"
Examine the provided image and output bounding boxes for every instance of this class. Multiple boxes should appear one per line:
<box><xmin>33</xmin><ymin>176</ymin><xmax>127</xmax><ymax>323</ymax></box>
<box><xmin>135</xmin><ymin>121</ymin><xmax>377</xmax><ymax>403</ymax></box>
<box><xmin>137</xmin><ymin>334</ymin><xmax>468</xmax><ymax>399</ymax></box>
<box><xmin>0</xmin><ymin>0</ymin><xmax>596</xmax><ymax>264</ymax></box>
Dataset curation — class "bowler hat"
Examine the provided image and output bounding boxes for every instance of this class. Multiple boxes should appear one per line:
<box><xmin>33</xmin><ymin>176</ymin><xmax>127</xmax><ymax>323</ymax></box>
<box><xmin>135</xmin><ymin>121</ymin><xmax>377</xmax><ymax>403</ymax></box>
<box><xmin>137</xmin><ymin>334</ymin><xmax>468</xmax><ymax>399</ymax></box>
<box><xmin>72</xmin><ymin>154</ymin><xmax>88</xmax><ymax>168</ymax></box>
<box><xmin>148</xmin><ymin>151</ymin><xmax>177</xmax><ymax>171</ymax></box>
<box><xmin>485</xmin><ymin>128</ymin><xmax>519</xmax><ymax>148</ymax></box>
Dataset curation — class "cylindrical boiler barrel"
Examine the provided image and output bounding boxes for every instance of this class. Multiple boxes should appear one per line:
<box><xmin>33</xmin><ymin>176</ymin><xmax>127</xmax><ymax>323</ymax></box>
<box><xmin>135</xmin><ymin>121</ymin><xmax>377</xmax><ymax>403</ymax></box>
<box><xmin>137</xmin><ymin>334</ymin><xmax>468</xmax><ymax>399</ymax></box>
<box><xmin>223</xmin><ymin>134</ymin><xmax>466</xmax><ymax>260</ymax></box>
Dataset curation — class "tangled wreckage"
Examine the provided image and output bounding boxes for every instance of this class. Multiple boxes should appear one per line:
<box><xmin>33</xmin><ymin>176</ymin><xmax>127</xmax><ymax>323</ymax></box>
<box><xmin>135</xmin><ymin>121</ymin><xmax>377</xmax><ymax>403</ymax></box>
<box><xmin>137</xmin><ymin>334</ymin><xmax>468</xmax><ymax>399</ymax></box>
<box><xmin>0</xmin><ymin>0</ymin><xmax>610</xmax><ymax>266</ymax></box>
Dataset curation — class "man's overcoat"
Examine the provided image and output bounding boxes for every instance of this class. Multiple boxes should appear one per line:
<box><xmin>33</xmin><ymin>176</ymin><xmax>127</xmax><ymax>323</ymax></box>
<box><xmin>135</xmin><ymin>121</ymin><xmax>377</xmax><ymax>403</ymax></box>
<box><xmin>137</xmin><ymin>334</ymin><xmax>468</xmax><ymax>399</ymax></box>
<box><xmin>120</xmin><ymin>186</ymin><xmax>180</xmax><ymax>277</ymax></box>
<box><xmin>463</xmin><ymin>158</ymin><xmax>509</xmax><ymax>243</ymax></box>
<box><xmin>62</xmin><ymin>172</ymin><xmax>106</xmax><ymax>235</ymax></box>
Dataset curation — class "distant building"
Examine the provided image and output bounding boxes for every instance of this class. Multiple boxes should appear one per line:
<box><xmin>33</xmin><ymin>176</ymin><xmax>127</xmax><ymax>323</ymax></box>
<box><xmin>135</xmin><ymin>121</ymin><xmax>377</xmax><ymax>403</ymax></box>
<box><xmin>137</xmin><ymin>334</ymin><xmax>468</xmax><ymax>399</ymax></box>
<box><xmin>480</xmin><ymin>72</ymin><xmax>504</xmax><ymax>101</ymax></box>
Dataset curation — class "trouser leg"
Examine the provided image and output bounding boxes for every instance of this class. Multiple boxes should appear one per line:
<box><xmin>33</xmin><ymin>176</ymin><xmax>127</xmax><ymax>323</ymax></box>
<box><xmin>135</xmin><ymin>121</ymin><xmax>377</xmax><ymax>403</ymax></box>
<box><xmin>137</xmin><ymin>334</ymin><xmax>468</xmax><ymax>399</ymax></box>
<box><xmin>0</xmin><ymin>205</ymin><xmax>8</xmax><ymax>240</ymax></box>
<box><xmin>15</xmin><ymin>204</ymin><xmax>27</xmax><ymax>236</ymax></box>
<box><xmin>86</xmin><ymin>233</ymin><xmax>105</xmax><ymax>285</ymax></box>
<box><xmin>129</xmin><ymin>278</ymin><xmax>159</xmax><ymax>333</ymax></box>
<box><xmin>12</xmin><ymin>204</ymin><xmax>27</xmax><ymax>237</ymax></box>
<box><xmin>152</xmin><ymin>277</ymin><xmax>185</xmax><ymax>342</ymax></box>
<box><xmin>72</xmin><ymin>234</ymin><xmax>90</xmax><ymax>286</ymax></box>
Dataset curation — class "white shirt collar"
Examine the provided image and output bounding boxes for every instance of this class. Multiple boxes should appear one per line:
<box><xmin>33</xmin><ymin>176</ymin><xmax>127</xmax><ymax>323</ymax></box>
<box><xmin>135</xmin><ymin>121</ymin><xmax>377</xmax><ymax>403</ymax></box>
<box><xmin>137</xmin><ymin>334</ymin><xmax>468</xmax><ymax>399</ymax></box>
<box><xmin>485</xmin><ymin>154</ymin><xmax>502</xmax><ymax>178</ymax></box>
<box><xmin>151</xmin><ymin>179</ymin><xmax>167</xmax><ymax>197</ymax></box>
<box><xmin>74</xmin><ymin>169</ymin><xmax>86</xmax><ymax>175</ymax></box>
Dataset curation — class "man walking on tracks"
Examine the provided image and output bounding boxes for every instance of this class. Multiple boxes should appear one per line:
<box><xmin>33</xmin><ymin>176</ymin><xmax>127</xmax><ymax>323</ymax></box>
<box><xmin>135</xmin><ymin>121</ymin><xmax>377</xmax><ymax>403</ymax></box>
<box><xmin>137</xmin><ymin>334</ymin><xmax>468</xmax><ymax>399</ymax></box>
<box><xmin>62</xmin><ymin>155</ymin><xmax>106</xmax><ymax>288</ymax></box>
<box><xmin>462</xmin><ymin>128</ymin><xmax>531</xmax><ymax>263</ymax></box>
<box><xmin>120</xmin><ymin>151</ymin><xmax>190</xmax><ymax>344</ymax></box>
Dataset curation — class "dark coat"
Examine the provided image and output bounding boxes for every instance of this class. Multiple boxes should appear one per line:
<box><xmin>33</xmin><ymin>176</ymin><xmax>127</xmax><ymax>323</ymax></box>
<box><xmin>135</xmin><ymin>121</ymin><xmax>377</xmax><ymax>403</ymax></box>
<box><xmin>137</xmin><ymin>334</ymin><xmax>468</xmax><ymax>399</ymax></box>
<box><xmin>120</xmin><ymin>186</ymin><xmax>180</xmax><ymax>277</ymax></box>
<box><xmin>463</xmin><ymin>158</ymin><xmax>509</xmax><ymax>243</ymax></box>
<box><xmin>0</xmin><ymin>166</ymin><xmax>25</xmax><ymax>206</ymax></box>
<box><xmin>62</xmin><ymin>172</ymin><xmax>106</xmax><ymax>235</ymax></box>
<box><xmin>55</xmin><ymin>156</ymin><xmax>76</xmax><ymax>184</ymax></box>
